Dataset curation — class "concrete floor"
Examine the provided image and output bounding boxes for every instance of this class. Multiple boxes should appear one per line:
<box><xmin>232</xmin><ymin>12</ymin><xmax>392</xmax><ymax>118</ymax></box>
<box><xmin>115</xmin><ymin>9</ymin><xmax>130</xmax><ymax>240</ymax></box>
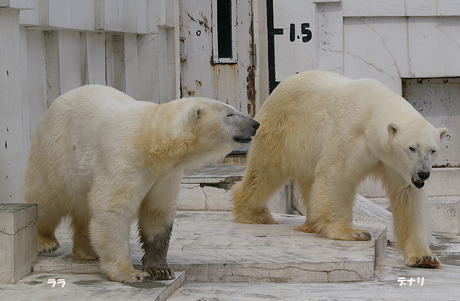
<box><xmin>0</xmin><ymin>212</ymin><xmax>459</xmax><ymax>300</ymax></box>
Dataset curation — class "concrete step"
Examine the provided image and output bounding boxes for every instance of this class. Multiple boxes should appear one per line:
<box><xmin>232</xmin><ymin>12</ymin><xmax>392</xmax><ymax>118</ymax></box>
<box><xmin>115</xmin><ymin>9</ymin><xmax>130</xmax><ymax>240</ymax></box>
<box><xmin>32</xmin><ymin>212</ymin><xmax>387</xmax><ymax>284</ymax></box>
<box><xmin>169</xmin><ymin>212</ymin><xmax>387</xmax><ymax>283</ymax></box>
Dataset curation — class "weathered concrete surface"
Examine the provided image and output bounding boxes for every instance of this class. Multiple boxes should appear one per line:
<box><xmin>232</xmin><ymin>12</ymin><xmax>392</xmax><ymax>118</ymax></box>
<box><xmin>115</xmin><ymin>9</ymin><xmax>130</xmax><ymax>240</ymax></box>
<box><xmin>168</xmin><ymin>253</ymin><xmax>460</xmax><ymax>301</ymax></box>
<box><xmin>32</xmin><ymin>212</ymin><xmax>386</xmax><ymax>283</ymax></box>
<box><xmin>0</xmin><ymin>271</ymin><xmax>185</xmax><ymax>301</ymax></box>
<box><xmin>0</xmin><ymin>203</ymin><xmax>37</xmax><ymax>283</ymax></box>
<box><xmin>1</xmin><ymin>211</ymin><xmax>459</xmax><ymax>300</ymax></box>
<box><xmin>168</xmin><ymin>232</ymin><xmax>460</xmax><ymax>300</ymax></box>
<box><xmin>169</xmin><ymin>212</ymin><xmax>387</xmax><ymax>283</ymax></box>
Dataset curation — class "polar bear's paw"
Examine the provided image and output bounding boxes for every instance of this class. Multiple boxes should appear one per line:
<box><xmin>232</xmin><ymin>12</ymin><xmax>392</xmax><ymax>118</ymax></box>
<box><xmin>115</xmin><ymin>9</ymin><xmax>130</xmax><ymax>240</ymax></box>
<box><xmin>405</xmin><ymin>254</ymin><xmax>441</xmax><ymax>268</ymax></box>
<box><xmin>322</xmin><ymin>227</ymin><xmax>371</xmax><ymax>241</ymax></box>
<box><xmin>73</xmin><ymin>246</ymin><xmax>98</xmax><ymax>261</ymax></box>
<box><xmin>351</xmin><ymin>229</ymin><xmax>372</xmax><ymax>241</ymax></box>
<box><xmin>144</xmin><ymin>265</ymin><xmax>176</xmax><ymax>280</ymax></box>
<box><xmin>107</xmin><ymin>269</ymin><xmax>152</xmax><ymax>283</ymax></box>
<box><xmin>38</xmin><ymin>235</ymin><xmax>60</xmax><ymax>253</ymax></box>
<box><xmin>234</xmin><ymin>206</ymin><xmax>278</xmax><ymax>224</ymax></box>
<box><xmin>294</xmin><ymin>221</ymin><xmax>316</xmax><ymax>233</ymax></box>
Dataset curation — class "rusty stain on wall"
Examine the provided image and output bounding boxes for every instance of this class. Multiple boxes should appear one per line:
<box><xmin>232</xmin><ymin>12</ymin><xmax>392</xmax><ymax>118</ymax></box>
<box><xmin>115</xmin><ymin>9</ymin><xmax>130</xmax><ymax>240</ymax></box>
<box><xmin>246</xmin><ymin>65</ymin><xmax>255</xmax><ymax>117</ymax></box>
<box><xmin>184</xmin><ymin>9</ymin><xmax>211</xmax><ymax>33</ymax></box>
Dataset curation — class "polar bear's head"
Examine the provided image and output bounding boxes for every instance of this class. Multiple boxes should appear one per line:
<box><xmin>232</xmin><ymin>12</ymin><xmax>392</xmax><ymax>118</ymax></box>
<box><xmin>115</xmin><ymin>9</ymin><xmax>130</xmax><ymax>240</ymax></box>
<box><xmin>170</xmin><ymin>97</ymin><xmax>260</xmax><ymax>166</ymax></box>
<box><xmin>186</xmin><ymin>98</ymin><xmax>259</xmax><ymax>143</ymax></box>
<box><xmin>387</xmin><ymin>121</ymin><xmax>447</xmax><ymax>189</ymax></box>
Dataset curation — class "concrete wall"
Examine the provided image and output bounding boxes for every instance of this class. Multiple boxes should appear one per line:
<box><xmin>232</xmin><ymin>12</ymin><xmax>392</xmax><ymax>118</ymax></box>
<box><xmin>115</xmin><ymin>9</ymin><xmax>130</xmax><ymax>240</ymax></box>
<box><xmin>257</xmin><ymin>0</ymin><xmax>460</xmax><ymax>101</ymax></box>
<box><xmin>256</xmin><ymin>0</ymin><xmax>460</xmax><ymax>197</ymax></box>
<box><xmin>0</xmin><ymin>0</ymin><xmax>180</xmax><ymax>203</ymax></box>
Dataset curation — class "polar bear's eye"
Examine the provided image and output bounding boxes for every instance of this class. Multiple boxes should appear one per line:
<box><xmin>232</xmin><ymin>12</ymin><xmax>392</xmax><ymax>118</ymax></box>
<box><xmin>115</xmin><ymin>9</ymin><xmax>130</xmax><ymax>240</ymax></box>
<box><xmin>431</xmin><ymin>149</ymin><xmax>436</xmax><ymax>154</ymax></box>
<box><xmin>227</xmin><ymin>112</ymin><xmax>234</xmax><ymax>117</ymax></box>
<box><xmin>409</xmin><ymin>146</ymin><xmax>416</xmax><ymax>152</ymax></box>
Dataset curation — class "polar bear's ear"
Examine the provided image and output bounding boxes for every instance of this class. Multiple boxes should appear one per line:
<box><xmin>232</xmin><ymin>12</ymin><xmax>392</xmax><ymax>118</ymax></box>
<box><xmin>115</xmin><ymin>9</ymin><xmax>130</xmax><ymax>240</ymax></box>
<box><xmin>187</xmin><ymin>105</ymin><xmax>202</xmax><ymax>122</ymax></box>
<box><xmin>438</xmin><ymin>127</ymin><xmax>448</xmax><ymax>141</ymax></box>
<box><xmin>387</xmin><ymin>123</ymin><xmax>399</xmax><ymax>136</ymax></box>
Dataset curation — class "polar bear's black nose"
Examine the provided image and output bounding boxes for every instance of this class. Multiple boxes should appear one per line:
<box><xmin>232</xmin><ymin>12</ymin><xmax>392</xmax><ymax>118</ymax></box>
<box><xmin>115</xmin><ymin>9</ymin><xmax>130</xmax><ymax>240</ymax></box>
<box><xmin>418</xmin><ymin>171</ymin><xmax>430</xmax><ymax>180</ymax></box>
<box><xmin>253</xmin><ymin>121</ymin><xmax>260</xmax><ymax>130</ymax></box>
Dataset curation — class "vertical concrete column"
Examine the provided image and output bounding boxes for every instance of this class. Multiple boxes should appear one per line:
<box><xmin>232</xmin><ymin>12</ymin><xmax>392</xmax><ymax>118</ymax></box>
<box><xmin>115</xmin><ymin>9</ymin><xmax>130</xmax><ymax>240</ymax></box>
<box><xmin>314</xmin><ymin>0</ymin><xmax>344</xmax><ymax>74</ymax></box>
<box><xmin>0</xmin><ymin>8</ymin><xmax>27</xmax><ymax>204</ymax></box>
<box><xmin>0</xmin><ymin>204</ymin><xmax>38</xmax><ymax>283</ymax></box>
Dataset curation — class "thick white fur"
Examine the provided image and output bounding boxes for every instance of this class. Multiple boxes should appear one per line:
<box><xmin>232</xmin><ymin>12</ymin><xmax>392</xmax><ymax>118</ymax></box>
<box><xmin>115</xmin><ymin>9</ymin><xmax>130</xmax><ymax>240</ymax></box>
<box><xmin>232</xmin><ymin>70</ymin><xmax>447</xmax><ymax>268</ymax></box>
<box><xmin>25</xmin><ymin>84</ymin><xmax>256</xmax><ymax>282</ymax></box>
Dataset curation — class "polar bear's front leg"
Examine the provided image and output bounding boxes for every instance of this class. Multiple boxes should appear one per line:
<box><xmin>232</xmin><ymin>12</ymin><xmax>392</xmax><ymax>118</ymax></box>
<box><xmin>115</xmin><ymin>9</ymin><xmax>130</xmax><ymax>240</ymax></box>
<box><xmin>138</xmin><ymin>174</ymin><xmax>180</xmax><ymax>280</ymax></box>
<box><xmin>89</xmin><ymin>192</ymin><xmax>151</xmax><ymax>283</ymax></box>
<box><xmin>389</xmin><ymin>184</ymin><xmax>440</xmax><ymax>268</ymax></box>
<box><xmin>308</xmin><ymin>173</ymin><xmax>371</xmax><ymax>241</ymax></box>
<box><xmin>139</xmin><ymin>221</ymin><xmax>175</xmax><ymax>280</ymax></box>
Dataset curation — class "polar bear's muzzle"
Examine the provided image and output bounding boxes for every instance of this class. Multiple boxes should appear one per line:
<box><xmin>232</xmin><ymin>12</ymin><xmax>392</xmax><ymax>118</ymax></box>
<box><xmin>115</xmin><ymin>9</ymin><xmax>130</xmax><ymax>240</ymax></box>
<box><xmin>233</xmin><ymin>119</ymin><xmax>260</xmax><ymax>144</ymax></box>
<box><xmin>411</xmin><ymin>169</ymin><xmax>431</xmax><ymax>189</ymax></box>
<box><xmin>411</xmin><ymin>177</ymin><xmax>425</xmax><ymax>189</ymax></box>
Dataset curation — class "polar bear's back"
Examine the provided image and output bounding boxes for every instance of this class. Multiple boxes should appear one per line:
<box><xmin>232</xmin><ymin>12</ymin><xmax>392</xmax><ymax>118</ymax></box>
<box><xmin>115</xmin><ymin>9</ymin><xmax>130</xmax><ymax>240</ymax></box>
<box><xmin>26</xmin><ymin>85</ymin><xmax>142</xmax><ymax>208</ymax></box>
<box><xmin>252</xmin><ymin>70</ymin><xmax>423</xmax><ymax>179</ymax></box>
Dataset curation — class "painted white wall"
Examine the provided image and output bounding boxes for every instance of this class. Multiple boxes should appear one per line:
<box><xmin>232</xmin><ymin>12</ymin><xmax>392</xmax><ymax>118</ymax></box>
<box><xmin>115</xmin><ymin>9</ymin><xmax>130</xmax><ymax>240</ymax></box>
<box><xmin>0</xmin><ymin>0</ymin><xmax>180</xmax><ymax>203</ymax></box>
<box><xmin>0</xmin><ymin>8</ymin><xmax>27</xmax><ymax>204</ymax></box>
<box><xmin>259</xmin><ymin>0</ymin><xmax>460</xmax><ymax>95</ymax></box>
<box><xmin>3</xmin><ymin>0</ymin><xmax>460</xmax><ymax>203</ymax></box>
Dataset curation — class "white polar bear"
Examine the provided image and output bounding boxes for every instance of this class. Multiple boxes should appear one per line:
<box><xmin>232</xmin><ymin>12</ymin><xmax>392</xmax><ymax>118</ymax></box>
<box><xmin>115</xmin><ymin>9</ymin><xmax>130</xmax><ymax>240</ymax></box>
<box><xmin>232</xmin><ymin>70</ymin><xmax>447</xmax><ymax>268</ymax></box>
<box><xmin>25</xmin><ymin>85</ymin><xmax>259</xmax><ymax>282</ymax></box>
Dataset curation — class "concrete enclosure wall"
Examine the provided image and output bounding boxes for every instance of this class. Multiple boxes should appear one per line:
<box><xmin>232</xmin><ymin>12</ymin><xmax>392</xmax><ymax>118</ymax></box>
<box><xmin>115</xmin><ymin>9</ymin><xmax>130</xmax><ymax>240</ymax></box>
<box><xmin>2</xmin><ymin>0</ymin><xmax>460</xmax><ymax>204</ymax></box>
<box><xmin>1</xmin><ymin>0</ymin><xmax>180</xmax><ymax>203</ymax></box>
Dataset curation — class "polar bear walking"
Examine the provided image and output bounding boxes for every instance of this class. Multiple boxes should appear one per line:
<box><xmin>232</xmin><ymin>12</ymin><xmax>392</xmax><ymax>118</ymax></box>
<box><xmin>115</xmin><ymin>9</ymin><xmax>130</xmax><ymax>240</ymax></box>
<box><xmin>25</xmin><ymin>85</ymin><xmax>259</xmax><ymax>282</ymax></box>
<box><xmin>232</xmin><ymin>70</ymin><xmax>447</xmax><ymax>268</ymax></box>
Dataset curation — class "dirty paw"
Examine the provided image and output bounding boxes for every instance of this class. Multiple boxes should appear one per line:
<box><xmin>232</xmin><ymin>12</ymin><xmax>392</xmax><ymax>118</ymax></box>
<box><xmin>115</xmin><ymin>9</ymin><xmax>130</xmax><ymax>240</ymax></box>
<box><xmin>143</xmin><ymin>265</ymin><xmax>175</xmax><ymax>280</ymax></box>
<box><xmin>406</xmin><ymin>254</ymin><xmax>441</xmax><ymax>268</ymax></box>
<box><xmin>38</xmin><ymin>236</ymin><xmax>60</xmax><ymax>253</ymax></box>
<box><xmin>107</xmin><ymin>269</ymin><xmax>152</xmax><ymax>283</ymax></box>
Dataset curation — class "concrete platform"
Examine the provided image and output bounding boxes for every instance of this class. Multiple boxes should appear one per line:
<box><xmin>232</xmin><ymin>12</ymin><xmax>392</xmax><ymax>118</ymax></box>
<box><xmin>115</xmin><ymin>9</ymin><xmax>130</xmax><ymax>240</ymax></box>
<box><xmin>168</xmin><ymin>254</ymin><xmax>460</xmax><ymax>301</ymax></box>
<box><xmin>169</xmin><ymin>212</ymin><xmax>387</xmax><ymax>283</ymax></box>
<box><xmin>168</xmin><ymin>234</ymin><xmax>460</xmax><ymax>300</ymax></box>
<box><xmin>1</xmin><ymin>211</ymin><xmax>459</xmax><ymax>300</ymax></box>
<box><xmin>33</xmin><ymin>212</ymin><xmax>386</xmax><ymax>284</ymax></box>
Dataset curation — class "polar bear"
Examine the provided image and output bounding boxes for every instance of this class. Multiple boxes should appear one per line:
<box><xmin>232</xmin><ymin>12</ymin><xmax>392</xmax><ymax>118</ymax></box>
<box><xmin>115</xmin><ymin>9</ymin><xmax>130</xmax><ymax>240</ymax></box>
<box><xmin>25</xmin><ymin>85</ymin><xmax>259</xmax><ymax>282</ymax></box>
<box><xmin>232</xmin><ymin>70</ymin><xmax>447</xmax><ymax>268</ymax></box>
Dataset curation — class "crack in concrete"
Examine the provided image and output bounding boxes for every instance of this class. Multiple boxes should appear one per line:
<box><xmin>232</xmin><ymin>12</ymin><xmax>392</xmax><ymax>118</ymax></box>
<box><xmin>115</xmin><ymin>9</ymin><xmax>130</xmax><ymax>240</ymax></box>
<box><xmin>357</xmin><ymin>18</ymin><xmax>401</xmax><ymax>78</ymax></box>
<box><xmin>223</xmin><ymin>265</ymin><xmax>365</xmax><ymax>281</ymax></box>
<box><xmin>0</xmin><ymin>219</ymin><xmax>36</xmax><ymax>236</ymax></box>
<box><xmin>202</xmin><ymin>186</ymin><xmax>210</xmax><ymax>211</ymax></box>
